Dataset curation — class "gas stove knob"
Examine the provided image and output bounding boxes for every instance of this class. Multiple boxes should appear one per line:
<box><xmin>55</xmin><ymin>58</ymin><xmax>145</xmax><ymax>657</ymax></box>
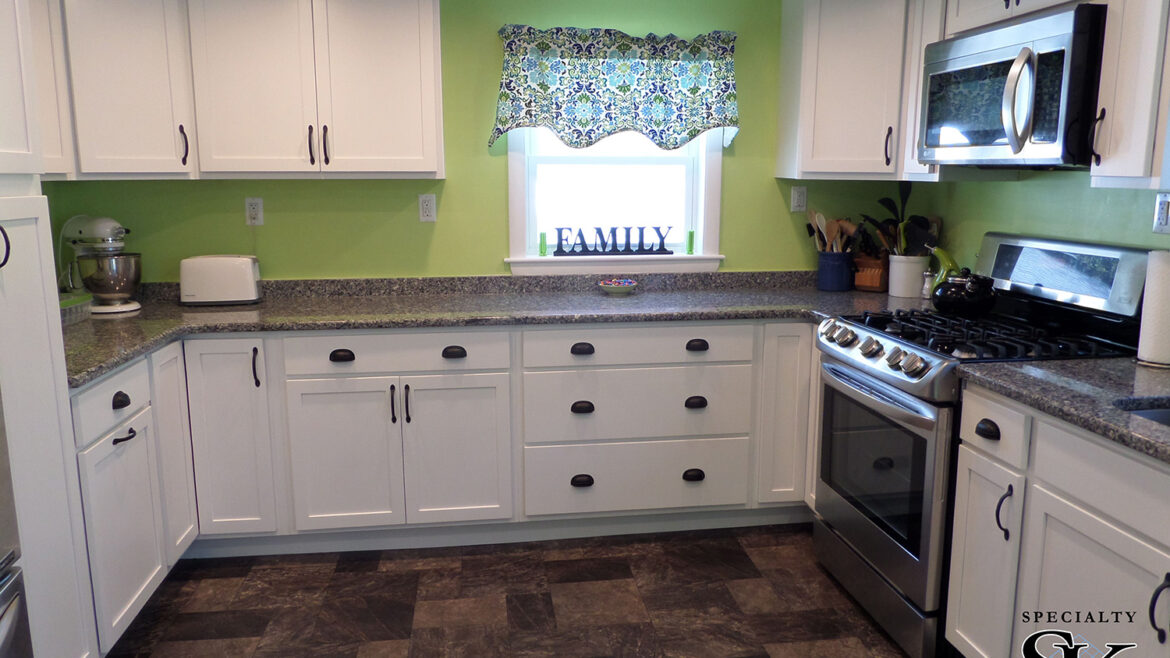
<box><xmin>902</xmin><ymin>354</ymin><xmax>929</xmax><ymax>378</ymax></box>
<box><xmin>885</xmin><ymin>346</ymin><xmax>905</xmax><ymax>369</ymax></box>
<box><xmin>835</xmin><ymin>328</ymin><xmax>858</xmax><ymax>347</ymax></box>
<box><xmin>859</xmin><ymin>337</ymin><xmax>883</xmax><ymax>358</ymax></box>
<box><xmin>821</xmin><ymin>320</ymin><xmax>839</xmax><ymax>337</ymax></box>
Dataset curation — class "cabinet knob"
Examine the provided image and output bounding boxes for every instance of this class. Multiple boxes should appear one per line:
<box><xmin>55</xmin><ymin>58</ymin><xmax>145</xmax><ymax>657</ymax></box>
<box><xmin>685</xmin><ymin>338</ymin><xmax>709</xmax><ymax>352</ymax></box>
<box><xmin>329</xmin><ymin>349</ymin><xmax>356</xmax><ymax>362</ymax></box>
<box><xmin>112</xmin><ymin>427</ymin><xmax>137</xmax><ymax>446</ymax></box>
<box><xmin>441</xmin><ymin>345</ymin><xmax>467</xmax><ymax>359</ymax></box>
<box><xmin>682</xmin><ymin>468</ymin><xmax>705</xmax><ymax>482</ymax></box>
<box><xmin>974</xmin><ymin>418</ymin><xmax>1001</xmax><ymax>441</ymax></box>
<box><xmin>570</xmin><ymin>342</ymin><xmax>595</xmax><ymax>355</ymax></box>
<box><xmin>684</xmin><ymin>395</ymin><xmax>708</xmax><ymax>409</ymax></box>
<box><xmin>111</xmin><ymin>391</ymin><xmax>131</xmax><ymax>410</ymax></box>
<box><xmin>570</xmin><ymin>400</ymin><xmax>595</xmax><ymax>414</ymax></box>
<box><xmin>570</xmin><ymin>474</ymin><xmax>594</xmax><ymax>488</ymax></box>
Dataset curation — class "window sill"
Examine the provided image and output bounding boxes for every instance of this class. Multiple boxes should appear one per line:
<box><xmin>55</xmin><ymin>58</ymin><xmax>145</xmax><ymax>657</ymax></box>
<box><xmin>505</xmin><ymin>254</ymin><xmax>725</xmax><ymax>276</ymax></box>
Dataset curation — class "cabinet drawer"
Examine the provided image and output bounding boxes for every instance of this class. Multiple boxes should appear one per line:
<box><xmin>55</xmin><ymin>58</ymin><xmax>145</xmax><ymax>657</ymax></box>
<box><xmin>72</xmin><ymin>359</ymin><xmax>151</xmax><ymax>449</ymax></box>
<box><xmin>523</xmin><ymin>365</ymin><xmax>753</xmax><ymax>443</ymax></box>
<box><xmin>284</xmin><ymin>331</ymin><xmax>510</xmax><ymax>375</ymax></box>
<box><xmin>960</xmin><ymin>387</ymin><xmax>1030</xmax><ymax>469</ymax></box>
<box><xmin>524</xmin><ymin>437</ymin><xmax>749</xmax><ymax>516</ymax></box>
<box><xmin>523</xmin><ymin>324</ymin><xmax>754</xmax><ymax>368</ymax></box>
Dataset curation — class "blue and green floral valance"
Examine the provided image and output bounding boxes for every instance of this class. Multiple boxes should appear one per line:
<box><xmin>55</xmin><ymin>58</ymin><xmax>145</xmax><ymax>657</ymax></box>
<box><xmin>488</xmin><ymin>25</ymin><xmax>739</xmax><ymax>150</ymax></box>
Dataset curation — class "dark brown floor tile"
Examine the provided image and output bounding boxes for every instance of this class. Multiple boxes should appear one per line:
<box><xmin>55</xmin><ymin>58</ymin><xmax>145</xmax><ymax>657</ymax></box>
<box><xmin>149</xmin><ymin>637</ymin><xmax>261</xmax><ymax>657</ymax></box>
<box><xmin>637</xmin><ymin>580</ymin><xmax>739</xmax><ymax>614</ymax></box>
<box><xmin>169</xmin><ymin>556</ymin><xmax>255</xmax><ymax>581</ymax></box>
<box><xmin>252</xmin><ymin>551</ymin><xmax>339</xmax><ymax>570</ymax></box>
<box><xmin>509</xmin><ymin>622</ymin><xmax>664</xmax><ymax>657</ymax></box>
<box><xmin>356</xmin><ymin>639</ymin><xmax>411</xmax><ymax>658</ymax></box>
<box><xmin>408</xmin><ymin>625</ymin><xmax>509</xmax><ymax>658</ymax></box>
<box><xmin>506</xmin><ymin>592</ymin><xmax>556</xmax><ymax>632</ymax></box>
<box><xmin>726</xmin><ymin>578</ymin><xmax>785</xmax><ymax>615</ymax></box>
<box><xmin>746</xmin><ymin>608</ymin><xmax>850</xmax><ymax>645</ymax></box>
<box><xmin>550</xmin><ymin>579</ymin><xmax>650</xmax><ymax>628</ymax></box>
<box><xmin>545</xmin><ymin>556</ymin><xmax>633</xmax><ymax>583</ymax></box>
<box><xmin>630</xmin><ymin>538</ymin><xmax>761</xmax><ymax>591</ymax></box>
<box><xmin>744</xmin><ymin>545</ymin><xmax>817</xmax><ymax>572</ymax></box>
<box><xmin>230</xmin><ymin>565</ymin><xmax>333</xmax><ymax>609</ymax></box>
<box><xmin>764</xmin><ymin>636</ymin><xmax>870</xmax><ymax>657</ymax></box>
<box><xmin>182</xmin><ymin>577</ymin><xmax>245</xmax><ymax>613</ymax></box>
<box><xmin>336</xmin><ymin>550</ymin><xmax>385</xmax><ymax>573</ymax></box>
<box><xmin>412</xmin><ymin>595</ymin><xmax>508</xmax><ymax>629</ymax></box>
<box><xmin>648</xmin><ymin>606</ymin><xmax>767</xmax><ymax>658</ymax></box>
<box><xmin>162</xmin><ymin>610</ymin><xmax>273</xmax><ymax>641</ymax></box>
<box><xmin>415</xmin><ymin>568</ymin><xmax>463</xmax><ymax>601</ymax></box>
<box><xmin>250</xmin><ymin>605</ymin><xmax>370</xmax><ymax>656</ymax></box>
<box><xmin>379</xmin><ymin>551</ymin><xmax>463</xmax><ymax>572</ymax></box>
<box><xmin>761</xmin><ymin>567</ymin><xmax>853</xmax><ymax>612</ymax></box>
<box><xmin>324</xmin><ymin>570</ymin><xmax>420</xmax><ymax>603</ymax></box>
<box><xmin>459</xmin><ymin>552</ymin><xmax>547</xmax><ymax>596</ymax></box>
<box><xmin>734</xmin><ymin>524</ymin><xmax>813</xmax><ymax>548</ymax></box>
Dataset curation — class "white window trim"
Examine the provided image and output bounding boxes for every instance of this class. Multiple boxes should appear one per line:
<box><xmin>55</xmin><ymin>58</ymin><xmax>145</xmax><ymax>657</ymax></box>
<box><xmin>505</xmin><ymin>128</ymin><xmax>725</xmax><ymax>275</ymax></box>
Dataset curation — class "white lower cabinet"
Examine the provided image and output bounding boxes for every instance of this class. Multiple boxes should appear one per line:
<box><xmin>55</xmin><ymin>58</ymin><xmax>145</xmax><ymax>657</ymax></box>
<box><xmin>524</xmin><ymin>437</ymin><xmax>750</xmax><ymax>516</ymax></box>
<box><xmin>1014</xmin><ymin>484</ymin><xmax>1170</xmax><ymax>656</ymax></box>
<box><xmin>77</xmin><ymin>408</ymin><xmax>165</xmax><ymax>654</ymax></box>
<box><xmin>945</xmin><ymin>443</ymin><xmax>1025</xmax><ymax>658</ymax></box>
<box><xmin>285</xmin><ymin>371</ymin><xmax>511</xmax><ymax>530</ymax></box>
<box><xmin>148</xmin><ymin>342</ymin><xmax>198</xmax><ymax>566</ymax></box>
<box><xmin>185</xmin><ymin>338</ymin><xmax>277</xmax><ymax>535</ymax></box>
<box><xmin>757</xmin><ymin>323</ymin><xmax>811</xmax><ymax>503</ymax></box>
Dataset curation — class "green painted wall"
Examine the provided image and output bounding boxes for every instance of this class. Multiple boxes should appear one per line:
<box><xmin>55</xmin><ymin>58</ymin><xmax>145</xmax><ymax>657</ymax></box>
<box><xmin>40</xmin><ymin>1</ymin><xmax>1167</xmax><ymax>283</ymax></box>
<box><xmin>48</xmin><ymin>0</ymin><xmax>875</xmax><ymax>282</ymax></box>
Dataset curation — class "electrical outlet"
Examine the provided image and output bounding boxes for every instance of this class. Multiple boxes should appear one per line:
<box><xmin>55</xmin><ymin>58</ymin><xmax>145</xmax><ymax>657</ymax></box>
<box><xmin>790</xmin><ymin>186</ymin><xmax>807</xmax><ymax>213</ymax></box>
<box><xmin>245</xmin><ymin>198</ymin><xmax>264</xmax><ymax>226</ymax></box>
<box><xmin>1155</xmin><ymin>193</ymin><xmax>1170</xmax><ymax>234</ymax></box>
<box><xmin>419</xmin><ymin>194</ymin><xmax>437</xmax><ymax>222</ymax></box>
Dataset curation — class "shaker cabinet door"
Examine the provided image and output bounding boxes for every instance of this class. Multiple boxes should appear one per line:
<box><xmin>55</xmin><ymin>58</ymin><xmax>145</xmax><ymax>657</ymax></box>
<box><xmin>0</xmin><ymin>0</ymin><xmax>40</xmax><ymax>173</ymax></box>
<box><xmin>313</xmin><ymin>0</ymin><xmax>442</xmax><ymax>173</ymax></box>
<box><xmin>757</xmin><ymin>323</ymin><xmax>811</xmax><ymax>503</ymax></box>
<box><xmin>63</xmin><ymin>0</ymin><xmax>195</xmax><ymax>173</ymax></box>
<box><xmin>148</xmin><ymin>342</ymin><xmax>198</xmax><ymax>566</ymax></box>
<box><xmin>188</xmin><ymin>0</ymin><xmax>320</xmax><ymax>172</ymax></box>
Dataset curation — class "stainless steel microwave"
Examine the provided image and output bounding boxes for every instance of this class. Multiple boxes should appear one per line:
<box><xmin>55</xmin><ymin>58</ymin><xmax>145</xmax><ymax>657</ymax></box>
<box><xmin>917</xmin><ymin>4</ymin><xmax>1106</xmax><ymax>167</ymax></box>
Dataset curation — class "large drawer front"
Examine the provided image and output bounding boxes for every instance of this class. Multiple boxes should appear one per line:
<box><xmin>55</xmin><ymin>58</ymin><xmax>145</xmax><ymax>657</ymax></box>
<box><xmin>524</xmin><ymin>437</ymin><xmax>749</xmax><ymax>516</ymax></box>
<box><xmin>523</xmin><ymin>324</ymin><xmax>754</xmax><ymax>368</ymax></box>
<box><xmin>72</xmin><ymin>359</ymin><xmax>151</xmax><ymax>449</ymax></box>
<box><xmin>523</xmin><ymin>365</ymin><xmax>753</xmax><ymax>443</ymax></box>
<box><xmin>284</xmin><ymin>331</ymin><xmax>510</xmax><ymax>375</ymax></box>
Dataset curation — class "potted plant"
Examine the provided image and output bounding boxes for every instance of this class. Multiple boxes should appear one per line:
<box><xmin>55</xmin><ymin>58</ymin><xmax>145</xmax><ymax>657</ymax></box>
<box><xmin>858</xmin><ymin>182</ymin><xmax>939</xmax><ymax>296</ymax></box>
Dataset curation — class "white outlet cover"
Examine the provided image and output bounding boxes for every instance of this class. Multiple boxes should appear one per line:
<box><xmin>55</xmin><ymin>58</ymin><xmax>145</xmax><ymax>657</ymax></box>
<box><xmin>419</xmin><ymin>194</ymin><xmax>437</xmax><ymax>222</ymax></box>
<box><xmin>1155</xmin><ymin>193</ymin><xmax>1170</xmax><ymax>234</ymax></box>
<box><xmin>790</xmin><ymin>186</ymin><xmax>807</xmax><ymax>213</ymax></box>
<box><xmin>245</xmin><ymin>197</ymin><xmax>263</xmax><ymax>226</ymax></box>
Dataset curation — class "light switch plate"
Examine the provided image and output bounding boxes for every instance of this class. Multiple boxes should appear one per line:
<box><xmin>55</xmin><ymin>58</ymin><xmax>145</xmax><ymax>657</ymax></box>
<box><xmin>1154</xmin><ymin>193</ymin><xmax>1170</xmax><ymax>234</ymax></box>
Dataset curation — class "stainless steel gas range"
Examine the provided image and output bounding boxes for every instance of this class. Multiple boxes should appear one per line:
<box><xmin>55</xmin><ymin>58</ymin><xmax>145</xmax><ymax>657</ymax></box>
<box><xmin>811</xmin><ymin>234</ymin><xmax>1149</xmax><ymax>658</ymax></box>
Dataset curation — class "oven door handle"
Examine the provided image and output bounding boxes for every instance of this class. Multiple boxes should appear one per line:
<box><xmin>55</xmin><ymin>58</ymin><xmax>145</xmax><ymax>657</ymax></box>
<box><xmin>821</xmin><ymin>362</ymin><xmax>938</xmax><ymax>431</ymax></box>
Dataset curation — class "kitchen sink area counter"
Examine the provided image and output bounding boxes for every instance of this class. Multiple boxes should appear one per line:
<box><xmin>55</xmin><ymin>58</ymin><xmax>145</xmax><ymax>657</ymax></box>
<box><xmin>62</xmin><ymin>272</ymin><xmax>891</xmax><ymax>388</ymax></box>
<box><xmin>960</xmin><ymin>358</ymin><xmax>1170</xmax><ymax>465</ymax></box>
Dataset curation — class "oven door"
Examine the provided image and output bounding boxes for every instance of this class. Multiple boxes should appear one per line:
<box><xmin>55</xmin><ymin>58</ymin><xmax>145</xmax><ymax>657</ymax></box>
<box><xmin>816</xmin><ymin>360</ymin><xmax>952</xmax><ymax>613</ymax></box>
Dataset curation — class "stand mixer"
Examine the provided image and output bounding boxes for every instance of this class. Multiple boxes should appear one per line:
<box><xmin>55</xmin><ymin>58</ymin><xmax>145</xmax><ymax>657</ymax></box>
<box><xmin>59</xmin><ymin>215</ymin><xmax>142</xmax><ymax>314</ymax></box>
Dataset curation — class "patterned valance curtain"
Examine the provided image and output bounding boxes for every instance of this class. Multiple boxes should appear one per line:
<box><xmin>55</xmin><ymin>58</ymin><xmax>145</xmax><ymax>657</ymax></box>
<box><xmin>488</xmin><ymin>25</ymin><xmax>739</xmax><ymax>150</ymax></box>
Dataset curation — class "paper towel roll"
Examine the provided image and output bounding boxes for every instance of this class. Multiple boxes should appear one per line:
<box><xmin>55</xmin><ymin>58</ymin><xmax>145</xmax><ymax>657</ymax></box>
<box><xmin>1138</xmin><ymin>250</ymin><xmax>1170</xmax><ymax>365</ymax></box>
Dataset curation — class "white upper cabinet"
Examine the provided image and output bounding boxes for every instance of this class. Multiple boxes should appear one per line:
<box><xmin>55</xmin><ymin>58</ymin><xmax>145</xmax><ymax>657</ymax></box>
<box><xmin>28</xmin><ymin>0</ymin><xmax>73</xmax><ymax>176</ymax></box>
<box><xmin>188</xmin><ymin>0</ymin><xmax>444</xmax><ymax>176</ymax></box>
<box><xmin>0</xmin><ymin>0</ymin><xmax>41</xmax><ymax>173</ymax></box>
<box><xmin>63</xmin><ymin>0</ymin><xmax>196</xmax><ymax>174</ymax></box>
<box><xmin>776</xmin><ymin>0</ymin><xmax>909</xmax><ymax>179</ymax></box>
<box><xmin>187</xmin><ymin>0</ymin><xmax>318</xmax><ymax>173</ymax></box>
<box><xmin>945</xmin><ymin>0</ymin><xmax>1066</xmax><ymax>36</ymax></box>
<box><xmin>313</xmin><ymin>0</ymin><xmax>441</xmax><ymax>173</ymax></box>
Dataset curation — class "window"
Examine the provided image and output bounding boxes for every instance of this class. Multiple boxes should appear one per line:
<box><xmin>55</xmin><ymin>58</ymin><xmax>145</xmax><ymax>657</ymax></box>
<box><xmin>506</xmin><ymin>127</ymin><xmax>726</xmax><ymax>275</ymax></box>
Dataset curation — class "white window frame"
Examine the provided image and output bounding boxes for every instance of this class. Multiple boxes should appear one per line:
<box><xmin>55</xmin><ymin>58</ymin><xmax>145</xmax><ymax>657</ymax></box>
<box><xmin>505</xmin><ymin>128</ymin><xmax>726</xmax><ymax>275</ymax></box>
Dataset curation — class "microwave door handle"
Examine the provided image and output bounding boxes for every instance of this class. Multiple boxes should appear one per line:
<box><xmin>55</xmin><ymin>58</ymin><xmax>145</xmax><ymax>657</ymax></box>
<box><xmin>1001</xmin><ymin>47</ymin><xmax>1036</xmax><ymax>154</ymax></box>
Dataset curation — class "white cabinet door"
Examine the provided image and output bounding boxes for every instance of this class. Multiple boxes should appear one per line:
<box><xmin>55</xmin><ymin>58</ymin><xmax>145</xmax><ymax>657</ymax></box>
<box><xmin>285</xmin><ymin>376</ymin><xmax>406</xmax><ymax>531</ymax></box>
<box><xmin>946</xmin><ymin>444</ymin><xmax>1025</xmax><ymax>658</ymax></box>
<box><xmin>1089</xmin><ymin>0</ymin><xmax>1170</xmax><ymax>182</ymax></box>
<box><xmin>945</xmin><ymin>0</ymin><xmax>1012</xmax><ymax>35</ymax></box>
<box><xmin>401</xmin><ymin>373</ymin><xmax>512</xmax><ymax>524</ymax></box>
<box><xmin>63</xmin><ymin>0</ymin><xmax>195</xmax><ymax>173</ymax></box>
<box><xmin>757</xmin><ymin>323</ymin><xmax>811</xmax><ymax>503</ymax></box>
<box><xmin>0</xmin><ymin>0</ymin><xmax>40</xmax><ymax>173</ymax></box>
<box><xmin>1014</xmin><ymin>483</ymin><xmax>1170</xmax><ymax>656</ymax></box>
<box><xmin>0</xmin><ymin>197</ymin><xmax>96</xmax><ymax>658</ymax></box>
<box><xmin>797</xmin><ymin>0</ymin><xmax>907</xmax><ymax>174</ymax></box>
<box><xmin>313</xmin><ymin>0</ymin><xmax>441</xmax><ymax>173</ymax></box>
<box><xmin>188</xmin><ymin>0</ymin><xmax>320</xmax><ymax>172</ymax></box>
<box><xmin>148</xmin><ymin>342</ymin><xmax>198</xmax><ymax>566</ymax></box>
<box><xmin>28</xmin><ymin>0</ymin><xmax>72</xmax><ymax>175</ymax></box>
<box><xmin>185</xmin><ymin>338</ymin><xmax>277</xmax><ymax>534</ymax></box>
<box><xmin>77</xmin><ymin>409</ymin><xmax>166</xmax><ymax>654</ymax></box>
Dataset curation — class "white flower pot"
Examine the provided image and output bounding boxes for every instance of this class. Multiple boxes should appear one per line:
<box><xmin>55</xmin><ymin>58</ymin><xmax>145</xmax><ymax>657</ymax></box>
<box><xmin>888</xmin><ymin>255</ymin><xmax>930</xmax><ymax>298</ymax></box>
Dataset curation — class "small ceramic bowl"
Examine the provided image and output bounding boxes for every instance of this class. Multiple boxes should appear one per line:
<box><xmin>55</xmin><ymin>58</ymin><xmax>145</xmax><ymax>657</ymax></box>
<box><xmin>598</xmin><ymin>278</ymin><xmax>638</xmax><ymax>295</ymax></box>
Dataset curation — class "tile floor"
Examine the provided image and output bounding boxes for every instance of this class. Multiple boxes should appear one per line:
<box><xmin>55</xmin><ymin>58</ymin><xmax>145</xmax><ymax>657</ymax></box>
<box><xmin>110</xmin><ymin>523</ymin><xmax>906</xmax><ymax>657</ymax></box>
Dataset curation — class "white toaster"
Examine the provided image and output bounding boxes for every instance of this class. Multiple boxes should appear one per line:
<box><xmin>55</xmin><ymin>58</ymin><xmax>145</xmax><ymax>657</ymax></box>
<box><xmin>180</xmin><ymin>255</ymin><xmax>261</xmax><ymax>305</ymax></box>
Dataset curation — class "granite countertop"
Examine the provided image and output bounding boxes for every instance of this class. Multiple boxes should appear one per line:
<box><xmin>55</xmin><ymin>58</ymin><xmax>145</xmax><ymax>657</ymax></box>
<box><xmin>960</xmin><ymin>359</ymin><xmax>1170</xmax><ymax>466</ymax></box>
<box><xmin>63</xmin><ymin>280</ymin><xmax>890</xmax><ymax>388</ymax></box>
